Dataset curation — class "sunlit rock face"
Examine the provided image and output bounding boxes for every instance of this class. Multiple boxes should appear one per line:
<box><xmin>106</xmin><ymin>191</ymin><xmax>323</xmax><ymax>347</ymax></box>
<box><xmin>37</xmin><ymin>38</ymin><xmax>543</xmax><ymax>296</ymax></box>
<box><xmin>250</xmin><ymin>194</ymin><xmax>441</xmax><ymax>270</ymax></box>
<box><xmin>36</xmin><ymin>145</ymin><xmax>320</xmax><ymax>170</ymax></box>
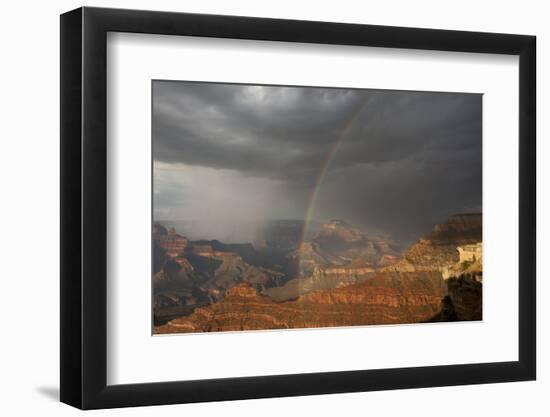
<box><xmin>457</xmin><ymin>243</ymin><xmax>482</xmax><ymax>264</ymax></box>
<box><xmin>383</xmin><ymin>213</ymin><xmax>482</xmax><ymax>273</ymax></box>
<box><xmin>379</xmin><ymin>213</ymin><xmax>483</xmax><ymax>323</ymax></box>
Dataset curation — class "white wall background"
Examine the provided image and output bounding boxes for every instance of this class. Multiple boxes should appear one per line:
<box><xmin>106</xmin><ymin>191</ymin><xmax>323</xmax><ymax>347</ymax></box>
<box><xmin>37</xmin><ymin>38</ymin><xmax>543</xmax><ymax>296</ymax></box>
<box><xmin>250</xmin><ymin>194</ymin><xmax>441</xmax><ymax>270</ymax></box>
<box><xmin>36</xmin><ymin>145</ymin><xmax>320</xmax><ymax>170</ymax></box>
<box><xmin>0</xmin><ymin>0</ymin><xmax>546</xmax><ymax>415</ymax></box>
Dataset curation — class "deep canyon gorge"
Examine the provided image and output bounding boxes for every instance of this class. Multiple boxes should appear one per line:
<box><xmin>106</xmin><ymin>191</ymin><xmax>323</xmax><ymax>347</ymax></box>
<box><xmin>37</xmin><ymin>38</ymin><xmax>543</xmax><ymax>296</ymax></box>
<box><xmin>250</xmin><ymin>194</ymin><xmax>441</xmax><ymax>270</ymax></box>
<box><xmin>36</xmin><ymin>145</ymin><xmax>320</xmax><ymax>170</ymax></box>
<box><xmin>153</xmin><ymin>213</ymin><xmax>482</xmax><ymax>334</ymax></box>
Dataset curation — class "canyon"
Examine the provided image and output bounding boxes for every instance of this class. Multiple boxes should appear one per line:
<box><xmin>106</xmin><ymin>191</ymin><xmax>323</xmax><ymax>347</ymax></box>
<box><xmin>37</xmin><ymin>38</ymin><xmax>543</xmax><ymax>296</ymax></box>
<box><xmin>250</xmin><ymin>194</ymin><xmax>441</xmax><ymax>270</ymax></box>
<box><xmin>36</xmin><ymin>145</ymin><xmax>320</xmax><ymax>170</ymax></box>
<box><xmin>153</xmin><ymin>213</ymin><xmax>482</xmax><ymax>333</ymax></box>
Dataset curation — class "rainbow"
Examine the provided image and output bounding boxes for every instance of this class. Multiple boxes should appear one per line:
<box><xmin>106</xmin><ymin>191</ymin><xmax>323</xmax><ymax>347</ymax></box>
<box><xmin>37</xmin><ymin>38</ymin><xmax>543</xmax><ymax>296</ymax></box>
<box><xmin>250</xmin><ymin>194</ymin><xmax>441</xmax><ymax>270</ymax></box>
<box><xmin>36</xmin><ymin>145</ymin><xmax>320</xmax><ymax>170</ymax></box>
<box><xmin>299</xmin><ymin>97</ymin><xmax>371</xmax><ymax>247</ymax></box>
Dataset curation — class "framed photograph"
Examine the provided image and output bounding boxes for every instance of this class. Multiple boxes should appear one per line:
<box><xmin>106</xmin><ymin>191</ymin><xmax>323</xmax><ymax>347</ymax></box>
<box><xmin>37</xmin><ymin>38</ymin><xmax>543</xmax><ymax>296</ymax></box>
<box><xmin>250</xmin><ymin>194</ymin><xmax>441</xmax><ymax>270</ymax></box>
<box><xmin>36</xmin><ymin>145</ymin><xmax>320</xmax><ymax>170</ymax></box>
<box><xmin>60</xmin><ymin>6</ymin><xmax>536</xmax><ymax>409</ymax></box>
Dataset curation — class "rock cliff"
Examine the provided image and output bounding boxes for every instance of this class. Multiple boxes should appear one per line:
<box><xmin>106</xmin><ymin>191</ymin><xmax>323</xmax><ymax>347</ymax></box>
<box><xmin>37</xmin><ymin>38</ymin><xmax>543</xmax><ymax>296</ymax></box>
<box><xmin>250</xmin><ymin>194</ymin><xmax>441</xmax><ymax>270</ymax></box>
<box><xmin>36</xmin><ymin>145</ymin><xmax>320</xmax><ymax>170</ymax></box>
<box><xmin>153</xmin><ymin>214</ymin><xmax>483</xmax><ymax>332</ymax></box>
<box><xmin>153</xmin><ymin>236</ymin><xmax>285</xmax><ymax>325</ymax></box>
<box><xmin>383</xmin><ymin>213</ymin><xmax>481</xmax><ymax>273</ymax></box>
<box><xmin>265</xmin><ymin>263</ymin><xmax>376</xmax><ymax>301</ymax></box>
<box><xmin>311</xmin><ymin>219</ymin><xmax>399</xmax><ymax>266</ymax></box>
<box><xmin>155</xmin><ymin>273</ymin><xmax>448</xmax><ymax>333</ymax></box>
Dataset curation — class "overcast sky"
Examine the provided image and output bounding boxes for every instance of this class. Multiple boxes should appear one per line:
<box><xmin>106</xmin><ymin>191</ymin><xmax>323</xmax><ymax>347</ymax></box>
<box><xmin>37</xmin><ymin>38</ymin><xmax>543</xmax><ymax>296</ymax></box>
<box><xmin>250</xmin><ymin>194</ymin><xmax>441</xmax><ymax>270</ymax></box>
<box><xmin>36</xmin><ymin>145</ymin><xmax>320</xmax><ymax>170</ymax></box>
<box><xmin>153</xmin><ymin>81</ymin><xmax>481</xmax><ymax>243</ymax></box>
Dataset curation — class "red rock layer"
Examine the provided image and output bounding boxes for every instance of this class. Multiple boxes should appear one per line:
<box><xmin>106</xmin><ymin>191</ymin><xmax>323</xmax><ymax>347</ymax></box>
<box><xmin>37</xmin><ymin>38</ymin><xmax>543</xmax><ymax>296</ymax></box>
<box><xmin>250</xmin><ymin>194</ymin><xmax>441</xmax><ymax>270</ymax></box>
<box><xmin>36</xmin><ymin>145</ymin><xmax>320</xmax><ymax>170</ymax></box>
<box><xmin>158</xmin><ymin>228</ymin><xmax>188</xmax><ymax>258</ymax></box>
<box><xmin>155</xmin><ymin>272</ymin><xmax>447</xmax><ymax>334</ymax></box>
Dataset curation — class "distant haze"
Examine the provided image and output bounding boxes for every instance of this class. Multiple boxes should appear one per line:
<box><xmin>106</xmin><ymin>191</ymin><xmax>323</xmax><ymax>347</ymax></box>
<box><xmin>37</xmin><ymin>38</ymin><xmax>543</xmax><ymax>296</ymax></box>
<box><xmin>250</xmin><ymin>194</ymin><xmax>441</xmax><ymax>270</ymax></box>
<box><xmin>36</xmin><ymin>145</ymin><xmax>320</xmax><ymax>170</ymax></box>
<box><xmin>153</xmin><ymin>81</ymin><xmax>482</xmax><ymax>244</ymax></box>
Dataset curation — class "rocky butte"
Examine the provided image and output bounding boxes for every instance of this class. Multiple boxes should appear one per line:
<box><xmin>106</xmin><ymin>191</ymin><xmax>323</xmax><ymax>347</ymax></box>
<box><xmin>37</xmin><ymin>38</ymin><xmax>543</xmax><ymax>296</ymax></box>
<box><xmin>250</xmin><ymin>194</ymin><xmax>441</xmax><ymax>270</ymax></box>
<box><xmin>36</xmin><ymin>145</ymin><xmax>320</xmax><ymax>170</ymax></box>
<box><xmin>154</xmin><ymin>213</ymin><xmax>483</xmax><ymax>333</ymax></box>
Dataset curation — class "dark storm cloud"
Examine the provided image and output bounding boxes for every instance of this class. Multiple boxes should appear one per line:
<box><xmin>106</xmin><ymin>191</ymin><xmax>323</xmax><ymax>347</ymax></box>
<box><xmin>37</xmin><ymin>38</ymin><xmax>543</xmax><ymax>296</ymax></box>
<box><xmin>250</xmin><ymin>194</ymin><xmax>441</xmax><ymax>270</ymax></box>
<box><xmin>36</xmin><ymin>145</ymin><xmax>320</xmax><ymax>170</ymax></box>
<box><xmin>153</xmin><ymin>82</ymin><xmax>480</xmax><ymax>180</ymax></box>
<box><xmin>153</xmin><ymin>81</ymin><xmax>481</xmax><ymax>241</ymax></box>
<box><xmin>153</xmin><ymin>83</ymin><xmax>366</xmax><ymax>180</ymax></box>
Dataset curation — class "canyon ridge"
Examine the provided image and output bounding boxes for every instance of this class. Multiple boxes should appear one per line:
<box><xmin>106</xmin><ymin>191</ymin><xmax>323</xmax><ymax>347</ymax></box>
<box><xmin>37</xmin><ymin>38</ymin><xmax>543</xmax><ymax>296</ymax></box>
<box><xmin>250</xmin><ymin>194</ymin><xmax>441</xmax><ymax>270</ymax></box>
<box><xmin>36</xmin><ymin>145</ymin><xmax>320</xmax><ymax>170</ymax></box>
<box><xmin>153</xmin><ymin>213</ymin><xmax>482</xmax><ymax>334</ymax></box>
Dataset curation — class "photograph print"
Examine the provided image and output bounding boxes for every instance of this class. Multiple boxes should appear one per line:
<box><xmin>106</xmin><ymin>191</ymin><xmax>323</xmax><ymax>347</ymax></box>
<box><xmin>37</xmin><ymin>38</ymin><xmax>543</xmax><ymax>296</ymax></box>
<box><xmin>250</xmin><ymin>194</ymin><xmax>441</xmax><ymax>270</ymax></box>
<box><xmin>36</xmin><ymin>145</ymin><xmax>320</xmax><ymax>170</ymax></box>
<box><xmin>152</xmin><ymin>81</ymin><xmax>482</xmax><ymax>335</ymax></box>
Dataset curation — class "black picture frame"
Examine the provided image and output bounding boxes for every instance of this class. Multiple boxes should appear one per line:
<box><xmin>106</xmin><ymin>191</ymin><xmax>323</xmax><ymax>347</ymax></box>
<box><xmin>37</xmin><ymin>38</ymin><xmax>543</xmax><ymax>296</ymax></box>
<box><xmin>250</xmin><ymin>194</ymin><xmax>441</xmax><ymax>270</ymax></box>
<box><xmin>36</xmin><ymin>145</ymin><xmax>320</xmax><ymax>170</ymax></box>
<box><xmin>60</xmin><ymin>6</ymin><xmax>536</xmax><ymax>410</ymax></box>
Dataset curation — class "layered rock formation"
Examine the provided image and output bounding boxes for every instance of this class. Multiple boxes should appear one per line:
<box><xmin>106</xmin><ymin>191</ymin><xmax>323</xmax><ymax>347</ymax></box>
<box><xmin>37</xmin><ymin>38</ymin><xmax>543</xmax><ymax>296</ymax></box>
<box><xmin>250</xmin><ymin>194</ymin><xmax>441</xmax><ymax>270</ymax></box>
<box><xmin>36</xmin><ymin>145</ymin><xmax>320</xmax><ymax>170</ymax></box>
<box><xmin>381</xmin><ymin>213</ymin><xmax>483</xmax><ymax>322</ymax></box>
<box><xmin>193</xmin><ymin>247</ymin><xmax>286</xmax><ymax>293</ymax></box>
<box><xmin>265</xmin><ymin>220</ymin><xmax>400</xmax><ymax>300</ymax></box>
<box><xmin>156</xmin><ymin>273</ymin><xmax>447</xmax><ymax>333</ymax></box>
<box><xmin>311</xmin><ymin>219</ymin><xmax>399</xmax><ymax>266</ymax></box>
<box><xmin>152</xmin><ymin>234</ymin><xmax>285</xmax><ymax>325</ymax></box>
<box><xmin>383</xmin><ymin>213</ymin><xmax>481</xmax><ymax>273</ymax></box>
<box><xmin>284</xmin><ymin>241</ymin><xmax>345</xmax><ymax>279</ymax></box>
<box><xmin>153</xmin><ymin>214</ymin><xmax>483</xmax><ymax>333</ymax></box>
<box><xmin>437</xmin><ymin>245</ymin><xmax>483</xmax><ymax>322</ymax></box>
<box><xmin>265</xmin><ymin>263</ymin><xmax>376</xmax><ymax>301</ymax></box>
<box><xmin>157</xmin><ymin>228</ymin><xmax>188</xmax><ymax>258</ymax></box>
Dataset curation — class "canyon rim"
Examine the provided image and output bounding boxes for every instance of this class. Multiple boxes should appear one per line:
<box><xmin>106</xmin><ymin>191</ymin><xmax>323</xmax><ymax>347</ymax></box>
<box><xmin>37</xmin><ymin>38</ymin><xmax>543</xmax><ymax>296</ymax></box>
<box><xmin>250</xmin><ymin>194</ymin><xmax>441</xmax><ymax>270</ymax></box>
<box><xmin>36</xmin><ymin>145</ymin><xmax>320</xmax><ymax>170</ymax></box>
<box><xmin>152</xmin><ymin>80</ymin><xmax>482</xmax><ymax>334</ymax></box>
